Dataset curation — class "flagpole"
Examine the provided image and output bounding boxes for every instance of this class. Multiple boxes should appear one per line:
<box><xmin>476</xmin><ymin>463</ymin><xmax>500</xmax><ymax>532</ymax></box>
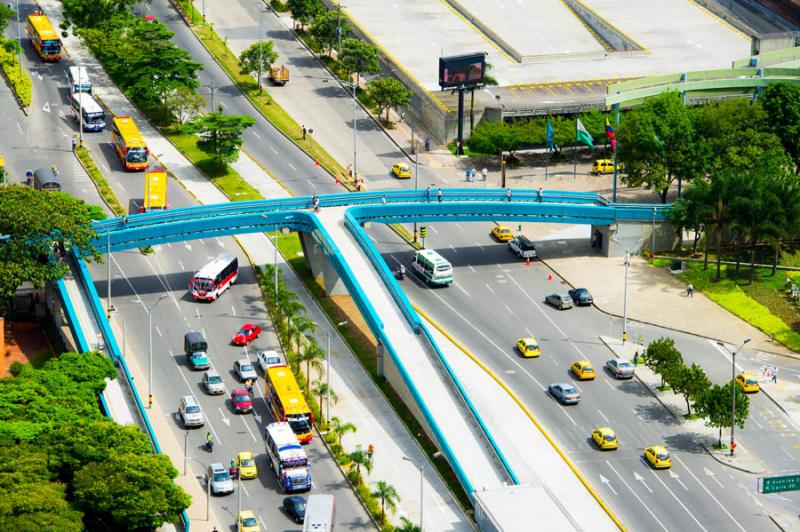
<box><xmin>573</xmin><ymin>142</ymin><xmax>577</xmax><ymax>180</ymax></box>
<box><xmin>613</xmin><ymin>104</ymin><xmax>620</xmax><ymax>202</ymax></box>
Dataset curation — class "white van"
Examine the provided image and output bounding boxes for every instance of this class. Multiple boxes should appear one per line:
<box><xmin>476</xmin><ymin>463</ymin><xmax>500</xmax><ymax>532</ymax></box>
<box><xmin>69</xmin><ymin>66</ymin><xmax>91</xmax><ymax>94</ymax></box>
<box><xmin>412</xmin><ymin>249</ymin><xmax>453</xmax><ymax>286</ymax></box>
<box><xmin>257</xmin><ymin>349</ymin><xmax>285</xmax><ymax>373</ymax></box>
<box><xmin>178</xmin><ymin>395</ymin><xmax>205</xmax><ymax>427</ymax></box>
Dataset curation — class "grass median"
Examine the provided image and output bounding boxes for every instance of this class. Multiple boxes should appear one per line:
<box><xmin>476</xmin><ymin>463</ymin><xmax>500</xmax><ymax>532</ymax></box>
<box><xmin>76</xmin><ymin>146</ymin><xmax>126</xmax><ymax>216</ymax></box>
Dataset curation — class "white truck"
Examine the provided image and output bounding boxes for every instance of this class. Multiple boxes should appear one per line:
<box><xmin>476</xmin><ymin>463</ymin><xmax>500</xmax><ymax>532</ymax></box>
<box><xmin>508</xmin><ymin>235</ymin><xmax>537</xmax><ymax>259</ymax></box>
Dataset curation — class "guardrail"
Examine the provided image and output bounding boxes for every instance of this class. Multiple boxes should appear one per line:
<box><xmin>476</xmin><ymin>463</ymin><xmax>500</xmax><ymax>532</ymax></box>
<box><xmin>55</xmin><ymin>278</ymin><xmax>91</xmax><ymax>353</ymax></box>
<box><xmin>67</xmin><ymin>252</ymin><xmax>190</xmax><ymax>531</ymax></box>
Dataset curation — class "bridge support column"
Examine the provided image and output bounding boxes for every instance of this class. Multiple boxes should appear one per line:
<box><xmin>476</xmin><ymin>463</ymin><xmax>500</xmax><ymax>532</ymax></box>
<box><xmin>597</xmin><ymin>221</ymin><xmax>676</xmax><ymax>257</ymax></box>
<box><xmin>376</xmin><ymin>340</ymin><xmax>384</xmax><ymax>378</ymax></box>
<box><xmin>299</xmin><ymin>232</ymin><xmax>348</xmax><ymax>296</ymax></box>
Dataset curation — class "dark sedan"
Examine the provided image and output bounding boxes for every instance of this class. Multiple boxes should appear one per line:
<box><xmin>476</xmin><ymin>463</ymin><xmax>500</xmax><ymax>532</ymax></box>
<box><xmin>568</xmin><ymin>288</ymin><xmax>593</xmax><ymax>306</ymax></box>
<box><xmin>548</xmin><ymin>383</ymin><xmax>581</xmax><ymax>405</ymax></box>
<box><xmin>283</xmin><ymin>495</ymin><xmax>306</xmax><ymax>523</ymax></box>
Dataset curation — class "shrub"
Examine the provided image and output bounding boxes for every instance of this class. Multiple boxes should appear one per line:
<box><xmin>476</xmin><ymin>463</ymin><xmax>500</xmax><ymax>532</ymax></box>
<box><xmin>0</xmin><ymin>44</ymin><xmax>32</xmax><ymax>107</ymax></box>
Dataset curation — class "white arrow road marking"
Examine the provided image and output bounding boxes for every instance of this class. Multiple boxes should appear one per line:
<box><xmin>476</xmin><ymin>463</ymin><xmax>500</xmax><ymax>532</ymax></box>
<box><xmin>231</xmin><ymin>305</ymin><xmax>237</xmax><ymax>317</ymax></box>
<box><xmin>218</xmin><ymin>407</ymin><xmax>230</xmax><ymax>426</ymax></box>
<box><xmin>600</xmin><ymin>474</ymin><xmax>617</xmax><ymax>495</ymax></box>
<box><xmin>253</xmin><ymin>413</ymin><xmax>262</xmax><ymax>424</ymax></box>
<box><xmin>634</xmin><ymin>471</ymin><xmax>653</xmax><ymax>493</ymax></box>
<box><xmin>676</xmin><ymin>457</ymin><xmax>746</xmax><ymax>531</ymax></box>
<box><xmin>649</xmin><ymin>466</ymin><xmax>709</xmax><ymax>532</ymax></box>
<box><xmin>704</xmin><ymin>467</ymin><xmax>724</xmax><ymax>488</ymax></box>
<box><xmin>42</xmin><ymin>101</ymin><xmax>50</xmax><ymax>112</ymax></box>
<box><xmin>606</xmin><ymin>461</ymin><xmax>669</xmax><ymax>531</ymax></box>
<box><xmin>35</xmin><ymin>72</ymin><xmax>43</xmax><ymax>80</ymax></box>
<box><xmin>669</xmin><ymin>470</ymin><xmax>688</xmax><ymax>490</ymax></box>
<box><xmin>184</xmin><ymin>241</ymin><xmax>192</xmax><ymax>251</ymax></box>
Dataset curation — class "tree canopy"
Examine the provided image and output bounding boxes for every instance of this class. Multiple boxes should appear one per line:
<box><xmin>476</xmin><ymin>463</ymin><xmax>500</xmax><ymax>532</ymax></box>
<box><xmin>310</xmin><ymin>10</ymin><xmax>350</xmax><ymax>56</ymax></box>
<box><xmin>239</xmin><ymin>41</ymin><xmax>279</xmax><ymax>78</ymax></box>
<box><xmin>339</xmin><ymin>38</ymin><xmax>380</xmax><ymax>83</ymax></box>
<box><xmin>0</xmin><ymin>186</ymin><xmax>102</xmax><ymax>312</ymax></box>
<box><xmin>186</xmin><ymin>112</ymin><xmax>257</xmax><ymax>166</ymax></box>
<box><xmin>762</xmin><ymin>82</ymin><xmax>800</xmax><ymax>173</ymax></box>
<box><xmin>367</xmin><ymin>77</ymin><xmax>411</xmax><ymax>121</ymax></box>
<box><xmin>695</xmin><ymin>381</ymin><xmax>749</xmax><ymax>447</ymax></box>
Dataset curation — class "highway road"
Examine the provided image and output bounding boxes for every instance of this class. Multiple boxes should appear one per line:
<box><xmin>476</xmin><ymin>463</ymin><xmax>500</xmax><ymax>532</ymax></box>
<box><xmin>371</xmin><ymin>220</ymin><xmax>800</xmax><ymax>531</ymax></box>
<box><xmin>5</xmin><ymin>1</ymin><xmax>372</xmax><ymax>529</ymax></box>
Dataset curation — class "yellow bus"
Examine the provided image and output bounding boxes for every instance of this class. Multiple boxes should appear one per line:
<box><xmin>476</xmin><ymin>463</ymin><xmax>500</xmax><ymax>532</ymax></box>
<box><xmin>265</xmin><ymin>365</ymin><xmax>314</xmax><ymax>443</ymax></box>
<box><xmin>111</xmin><ymin>116</ymin><xmax>148</xmax><ymax>171</ymax></box>
<box><xmin>26</xmin><ymin>11</ymin><xmax>61</xmax><ymax>62</ymax></box>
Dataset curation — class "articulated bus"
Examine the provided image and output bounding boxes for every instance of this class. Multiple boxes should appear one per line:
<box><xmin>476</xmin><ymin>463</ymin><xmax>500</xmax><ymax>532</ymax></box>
<box><xmin>111</xmin><ymin>116</ymin><xmax>148</xmax><ymax>171</ymax></box>
<box><xmin>27</xmin><ymin>11</ymin><xmax>61</xmax><ymax>62</ymax></box>
<box><xmin>190</xmin><ymin>253</ymin><xmax>238</xmax><ymax>301</ymax></box>
<box><xmin>265</xmin><ymin>365</ymin><xmax>314</xmax><ymax>443</ymax></box>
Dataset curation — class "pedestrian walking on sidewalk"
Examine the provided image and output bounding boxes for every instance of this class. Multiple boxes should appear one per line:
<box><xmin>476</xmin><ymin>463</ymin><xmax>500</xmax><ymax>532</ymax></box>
<box><xmin>465</xmin><ymin>166</ymin><xmax>472</xmax><ymax>181</ymax></box>
<box><xmin>772</xmin><ymin>367</ymin><xmax>778</xmax><ymax>383</ymax></box>
<box><xmin>482</xmin><ymin>168</ymin><xmax>488</xmax><ymax>181</ymax></box>
<box><xmin>426</xmin><ymin>185</ymin><xmax>432</xmax><ymax>202</ymax></box>
<box><xmin>302</xmin><ymin>125</ymin><xmax>307</xmax><ymax>140</ymax></box>
<box><xmin>687</xmin><ymin>283</ymin><xmax>694</xmax><ymax>297</ymax></box>
<box><xmin>633</xmin><ymin>351</ymin><xmax>639</xmax><ymax>367</ymax></box>
<box><xmin>71</xmin><ymin>137</ymin><xmax>77</xmax><ymax>151</ymax></box>
<box><xmin>538</xmin><ymin>187</ymin><xmax>543</xmax><ymax>203</ymax></box>
<box><xmin>507</xmin><ymin>188</ymin><xmax>512</xmax><ymax>202</ymax></box>
<box><xmin>437</xmin><ymin>188</ymin><xmax>443</xmax><ymax>203</ymax></box>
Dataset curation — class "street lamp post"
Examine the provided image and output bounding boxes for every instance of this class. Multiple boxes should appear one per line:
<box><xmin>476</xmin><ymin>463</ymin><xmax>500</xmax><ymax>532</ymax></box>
<box><xmin>258</xmin><ymin>8</ymin><xmax>268</xmax><ymax>94</ymax></box>
<box><xmin>336</xmin><ymin>4</ymin><xmax>347</xmax><ymax>58</ymax></box>
<box><xmin>414</xmin><ymin>138</ymin><xmax>419</xmax><ymax>242</ymax></box>
<box><xmin>203</xmin><ymin>81</ymin><xmax>216</xmax><ymax>113</ymax></box>
<box><xmin>612</xmin><ymin>238</ymin><xmax>642</xmax><ymax>344</ymax></box>
<box><xmin>15</xmin><ymin>0</ymin><xmax>21</xmax><ymax>80</ymax></box>
<box><xmin>146</xmin><ymin>294</ymin><xmax>169</xmax><ymax>408</ymax></box>
<box><xmin>325</xmin><ymin>321</ymin><xmax>348</xmax><ymax>423</ymax></box>
<box><xmin>186</xmin><ymin>457</ymin><xmax>211</xmax><ymax>520</ymax></box>
<box><xmin>352</xmin><ymin>78</ymin><xmax>358</xmax><ymax>187</ymax></box>
<box><xmin>719</xmin><ymin>338</ymin><xmax>751</xmax><ymax>456</ymax></box>
<box><xmin>106</xmin><ymin>229</ymin><xmax>113</xmax><ymax>317</ymax></box>
<box><xmin>402</xmin><ymin>452</ymin><xmax>441</xmax><ymax>531</ymax></box>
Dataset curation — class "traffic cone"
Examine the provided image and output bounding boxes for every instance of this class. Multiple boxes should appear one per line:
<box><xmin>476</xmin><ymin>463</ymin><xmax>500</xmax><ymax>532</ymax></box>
<box><xmin>526</xmin><ymin>257</ymin><xmax>531</xmax><ymax>267</ymax></box>
<box><xmin>336</xmin><ymin>176</ymin><xmax>340</xmax><ymax>184</ymax></box>
<box><xmin>547</xmin><ymin>273</ymin><xmax>552</xmax><ymax>281</ymax></box>
<box><xmin>315</xmin><ymin>161</ymin><xmax>320</xmax><ymax>166</ymax></box>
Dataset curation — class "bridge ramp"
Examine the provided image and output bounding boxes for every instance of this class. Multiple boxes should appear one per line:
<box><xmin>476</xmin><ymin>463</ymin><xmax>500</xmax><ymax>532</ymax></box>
<box><xmin>316</xmin><ymin>208</ymin><xmax>508</xmax><ymax>493</ymax></box>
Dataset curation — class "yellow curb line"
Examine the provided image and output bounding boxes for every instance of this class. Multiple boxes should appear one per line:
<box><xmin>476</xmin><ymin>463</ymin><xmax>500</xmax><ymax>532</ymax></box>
<box><xmin>413</xmin><ymin>304</ymin><xmax>626</xmax><ymax>532</ymax></box>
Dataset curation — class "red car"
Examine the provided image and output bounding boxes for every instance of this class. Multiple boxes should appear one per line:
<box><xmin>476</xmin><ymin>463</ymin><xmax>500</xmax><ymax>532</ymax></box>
<box><xmin>230</xmin><ymin>388</ymin><xmax>253</xmax><ymax>414</ymax></box>
<box><xmin>231</xmin><ymin>323</ymin><xmax>261</xmax><ymax>346</ymax></box>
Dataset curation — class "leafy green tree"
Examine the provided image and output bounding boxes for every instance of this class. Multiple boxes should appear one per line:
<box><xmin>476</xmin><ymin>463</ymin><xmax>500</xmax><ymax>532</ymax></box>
<box><xmin>73</xmin><ymin>452</ymin><xmax>191</xmax><ymax>529</ymax></box>
<box><xmin>0</xmin><ymin>4</ymin><xmax>14</xmax><ymax>34</ymax></box>
<box><xmin>297</xmin><ymin>338</ymin><xmax>325</xmax><ymax>387</ymax></box>
<box><xmin>371</xmin><ymin>480</ymin><xmax>400</xmax><ymax>524</ymax></box>
<box><xmin>164</xmin><ymin>85</ymin><xmax>205</xmax><ymax>125</ymax></box>
<box><xmin>62</xmin><ymin>0</ymin><xmax>146</xmax><ymax>28</ymax></box>
<box><xmin>669</xmin><ymin>363</ymin><xmax>711</xmax><ymax>416</ymax></box>
<box><xmin>289</xmin><ymin>315</ymin><xmax>315</xmax><ymax>355</ymax></box>
<box><xmin>762</xmin><ymin>82</ymin><xmax>800</xmax><ymax>173</ymax></box>
<box><xmin>617</xmin><ymin>91</ymin><xmax>698</xmax><ymax>202</ymax></box>
<box><xmin>695</xmin><ymin>381</ymin><xmax>749</xmax><ymax>447</ymax></box>
<box><xmin>186</xmin><ymin>112</ymin><xmax>256</xmax><ymax>166</ymax></box>
<box><xmin>339</xmin><ymin>38</ymin><xmax>380</xmax><ymax>84</ymax></box>
<box><xmin>398</xmin><ymin>517</ymin><xmax>422</xmax><ymax>532</ymax></box>
<box><xmin>330</xmin><ymin>416</ymin><xmax>356</xmax><ymax>446</ymax></box>
<box><xmin>0</xmin><ymin>187</ymin><xmax>101</xmax><ymax>315</ymax></box>
<box><xmin>287</xmin><ymin>0</ymin><xmax>323</xmax><ymax>29</ymax></box>
<box><xmin>238</xmin><ymin>41</ymin><xmax>279</xmax><ymax>86</ymax></box>
<box><xmin>310</xmin><ymin>10</ymin><xmax>349</xmax><ymax>56</ymax></box>
<box><xmin>641</xmin><ymin>337</ymin><xmax>683</xmax><ymax>388</ymax></box>
<box><xmin>467</xmin><ymin>121</ymin><xmax>522</xmax><ymax>156</ymax></box>
<box><xmin>367</xmin><ymin>77</ymin><xmax>411</xmax><ymax>122</ymax></box>
<box><xmin>347</xmin><ymin>444</ymin><xmax>374</xmax><ymax>478</ymax></box>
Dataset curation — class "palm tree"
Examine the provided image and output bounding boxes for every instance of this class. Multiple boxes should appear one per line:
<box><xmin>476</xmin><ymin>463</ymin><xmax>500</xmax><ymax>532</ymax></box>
<box><xmin>289</xmin><ymin>316</ymin><xmax>315</xmax><ymax>354</ymax></box>
<box><xmin>371</xmin><ymin>481</ymin><xmax>400</xmax><ymax>524</ymax></box>
<box><xmin>397</xmin><ymin>517</ymin><xmax>421</xmax><ymax>532</ymax></box>
<box><xmin>347</xmin><ymin>444</ymin><xmax>374</xmax><ymax>478</ymax></box>
<box><xmin>311</xmin><ymin>379</ymin><xmax>338</xmax><ymax>421</ymax></box>
<box><xmin>297</xmin><ymin>338</ymin><xmax>325</xmax><ymax>387</ymax></box>
<box><xmin>329</xmin><ymin>416</ymin><xmax>356</xmax><ymax>446</ymax></box>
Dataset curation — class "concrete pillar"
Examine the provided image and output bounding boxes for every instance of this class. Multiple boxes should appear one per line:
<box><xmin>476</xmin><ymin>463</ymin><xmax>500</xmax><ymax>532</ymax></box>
<box><xmin>299</xmin><ymin>232</ymin><xmax>324</xmax><ymax>284</ymax></box>
<box><xmin>322</xmin><ymin>258</ymin><xmax>348</xmax><ymax>296</ymax></box>
<box><xmin>376</xmin><ymin>340</ymin><xmax>385</xmax><ymax>378</ymax></box>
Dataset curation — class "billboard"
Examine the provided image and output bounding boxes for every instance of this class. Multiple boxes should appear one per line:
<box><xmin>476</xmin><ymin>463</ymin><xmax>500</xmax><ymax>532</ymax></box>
<box><xmin>439</xmin><ymin>52</ymin><xmax>486</xmax><ymax>90</ymax></box>
<box><xmin>143</xmin><ymin>167</ymin><xmax>168</xmax><ymax>211</ymax></box>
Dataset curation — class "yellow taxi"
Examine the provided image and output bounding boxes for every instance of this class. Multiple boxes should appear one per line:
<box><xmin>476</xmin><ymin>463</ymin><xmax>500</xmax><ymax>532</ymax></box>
<box><xmin>237</xmin><ymin>451</ymin><xmax>258</xmax><ymax>479</ymax></box>
<box><xmin>391</xmin><ymin>162</ymin><xmax>411</xmax><ymax>179</ymax></box>
<box><xmin>591</xmin><ymin>159</ymin><xmax>615</xmax><ymax>175</ymax></box>
<box><xmin>736</xmin><ymin>372</ymin><xmax>759</xmax><ymax>393</ymax></box>
<box><xmin>238</xmin><ymin>510</ymin><xmax>260</xmax><ymax>532</ymax></box>
<box><xmin>571</xmin><ymin>360</ymin><xmax>596</xmax><ymax>380</ymax></box>
<box><xmin>644</xmin><ymin>445</ymin><xmax>672</xmax><ymax>469</ymax></box>
<box><xmin>492</xmin><ymin>224</ymin><xmax>514</xmax><ymax>242</ymax></box>
<box><xmin>515</xmin><ymin>337</ymin><xmax>541</xmax><ymax>358</ymax></box>
<box><xmin>592</xmin><ymin>427</ymin><xmax>618</xmax><ymax>450</ymax></box>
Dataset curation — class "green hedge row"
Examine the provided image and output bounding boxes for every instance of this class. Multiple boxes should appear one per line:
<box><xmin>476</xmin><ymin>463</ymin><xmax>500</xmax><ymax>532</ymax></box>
<box><xmin>0</xmin><ymin>44</ymin><xmax>32</xmax><ymax>107</ymax></box>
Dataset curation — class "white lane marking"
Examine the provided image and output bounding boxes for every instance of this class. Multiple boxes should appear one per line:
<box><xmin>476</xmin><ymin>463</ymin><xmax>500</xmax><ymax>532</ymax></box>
<box><xmin>558</xmin><ymin>405</ymin><xmax>576</xmax><ymax>426</ymax></box>
<box><xmin>241</xmin><ymin>483</ymin><xmax>251</xmax><ymax>497</ymax></box>
<box><xmin>425</xmin><ymin>292</ymin><xmax>547</xmax><ymax>394</ymax></box>
<box><xmin>468</xmin><ymin>264</ymin><xmax>476</xmax><ymax>273</ymax></box>
<box><xmin>178</xmin><ymin>260</ymin><xmax>185</xmax><ymax>270</ymax></box>
<box><xmin>456</xmin><ymin>223</ymin><xmax>465</xmax><ymax>231</ymax></box>
<box><xmin>781</xmin><ymin>447</ymin><xmax>795</xmax><ymax>461</ymax></box>
<box><xmin>673</xmin><ymin>457</ymin><xmax>745</xmax><ymax>531</ymax></box>
<box><xmin>738</xmin><ymin>482</ymin><xmax>764</xmax><ymax>508</ymax></box>
<box><xmin>751</xmin><ymin>417</ymin><xmax>763</xmax><ymax>430</ymax></box>
<box><xmin>475</xmin><ymin>243</ymin><xmax>483</xmax><ymax>250</ymax></box>
<box><xmin>171</xmin><ymin>351</ymin><xmax>221</xmax><ymax>443</ymax></box>
<box><xmin>709</xmin><ymin>339</ymin><xmax>745</xmax><ymax>371</ymax></box>
<box><xmin>270</xmin><ymin>146</ymin><xmax>278</xmax><ymax>155</ymax></box>
<box><xmin>455</xmin><ymin>283</ymin><xmax>470</xmax><ymax>298</ymax></box>
<box><xmin>195</xmin><ymin>308</ymin><xmax>201</xmax><ymax>319</ymax></box>
<box><xmin>604</xmin><ymin>379</ymin><xmax>616</xmax><ymax>390</ymax></box>
<box><xmin>42</xmin><ymin>101</ymin><xmax>51</xmax><ymax>113</ymax></box>
<box><xmin>218</xmin><ymin>407</ymin><xmax>231</xmax><ymax>426</ymax></box>
<box><xmin>634</xmin><ymin>471</ymin><xmax>653</xmax><ymax>493</ymax></box>
<box><xmin>486</xmin><ymin>284</ymin><xmax>494</xmax><ymax>294</ymax></box>
<box><xmin>505</xmin><ymin>272</ymin><xmax>584</xmax><ymax>357</ymax></box>
<box><xmin>703</xmin><ymin>467</ymin><xmax>724</xmax><ymax>488</ymax></box>
<box><xmin>606</xmin><ymin>461</ymin><xmax>669</xmax><ymax>532</ymax></box>
<box><xmin>215</xmin><ymin>237</ymin><xmax>224</xmax><ymax>247</ymax></box>
<box><xmin>631</xmin><ymin>407</ymin><xmax>642</xmax><ymax>420</ymax></box>
<box><xmin>429</xmin><ymin>225</ymin><xmax>439</xmax><ymax>234</ymax></box>
<box><xmin>218</xmin><ymin>100</ymin><xmax>226</xmax><ymax>108</ymax></box>
<box><xmin>448</xmin><ymin>244</ymin><xmax>457</xmax><ymax>253</ymax></box>
<box><xmin>143</xmin><ymin>253</ymin><xmax>184</xmax><ymax>312</ymax></box>
<box><xmin>524</xmin><ymin>328</ymin><xmax>535</xmax><ymax>337</ymax></box>
<box><xmin>231</xmin><ymin>305</ymin><xmax>237</xmax><ymax>317</ymax></box>
<box><xmin>307</xmin><ymin>180</ymin><xmax>317</xmax><ymax>189</ymax></box>
<box><xmin>155</xmin><ymin>326</ymin><xmax>163</xmax><ymax>338</ymax></box>
<box><xmin>669</xmin><ymin>470</ymin><xmax>688</xmax><ymax>490</ymax></box>
<box><xmin>240</xmin><ymin>415</ymin><xmax>257</xmax><ymax>442</ymax></box>
<box><xmin>648</xmin><ymin>464</ymin><xmax>709</xmax><ymax>532</ymax></box>
<box><xmin>117</xmin><ymin>183</ymin><xmax>126</xmax><ymax>192</ymax></box>
<box><xmin>598</xmin><ymin>409</ymin><xmax>610</xmax><ymax>423</ymax></box>
<box><xmin>288</xmin><ymin>162</ymin><xmax>296</xmax><ymax>170</ymax></box>
<box><xmin>550</xmin><ymin>357</ymin><xmax>559</xmax><ymax>366</ymax></box>
<box><xmin>252</xmin><ymin>131</ymin><xmax>261</xmax><ymax>139</ymax></box>
<box><xmin>504</xmin><ymin>304</ymin><xmax>513</xmax><ymax>314</ymax></box>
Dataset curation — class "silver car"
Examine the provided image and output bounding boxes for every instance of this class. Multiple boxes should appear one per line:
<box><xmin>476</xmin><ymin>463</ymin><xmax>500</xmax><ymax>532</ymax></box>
<box><xmin>202</xmin><ymin>371</ymin><xmax>225</xmax><ymax>395</ymax></box>
<box><xmin>545</xmin><ymin>293</ymin><xmax>574</xmax><ymax>310</ymax></box>
<box><xmin>208</xmin><ymin>463</ymin><xmax>234</xmax><ymax>495</ymax></box>
<box><xmin>234</xmin><ymin>359</ymin><xmax>258</xmax><ymax>382</ymax></box>
<box><xmin>606</xmin><ymin>359</ymin><xmax>635</xmax><ymax>379</ymax></box>
<box><xmin>548</xmin><ymin>383</ymin><xmax>581</xmax><ymax>405</ymax></box>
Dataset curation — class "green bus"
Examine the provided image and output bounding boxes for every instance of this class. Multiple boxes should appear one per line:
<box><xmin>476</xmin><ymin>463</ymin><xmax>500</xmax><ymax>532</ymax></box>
<box><xmin>412</xmin><ymin>249</ymin><xmax>453</xmax><ymax>286</ymax></box>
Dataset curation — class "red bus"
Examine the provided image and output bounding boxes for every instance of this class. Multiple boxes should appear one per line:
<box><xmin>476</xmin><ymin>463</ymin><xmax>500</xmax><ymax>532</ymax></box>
<box><xmin>190</xmin><ymin>253</ymin><xmax>238</xmax><ymax>301</ymax></box>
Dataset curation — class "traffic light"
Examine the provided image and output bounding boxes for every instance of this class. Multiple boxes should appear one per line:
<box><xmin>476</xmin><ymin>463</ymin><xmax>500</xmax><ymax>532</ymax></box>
<box><xmin>420</xmin><ymin>226</ymin><xmax>427</xmax><ymax>238</ymax></box>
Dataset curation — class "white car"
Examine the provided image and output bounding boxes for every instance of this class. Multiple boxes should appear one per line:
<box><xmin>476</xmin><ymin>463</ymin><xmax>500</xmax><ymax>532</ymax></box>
<box><xmin>202</xmin><ymin>370</ymin><xmax>225</xmax><ymax>395</ymax></box>
<box><xmin>606</xmin><ymin>359</ymin><xmax>635</xmax><ymax>379</ymax></box>
<box><xmin>257</xmin><ymin>349</ymin><xmax>285</xmax><ymax>373</ymax></box>
<box><xmin>208</xmin><ymin>463</ymin><xmax>234</xmax><ymax>495</ymax></box>
<box><xmin>234</xmin><ymin>359</ymin><xmax>258</xmax><ymax>382</ymax></box>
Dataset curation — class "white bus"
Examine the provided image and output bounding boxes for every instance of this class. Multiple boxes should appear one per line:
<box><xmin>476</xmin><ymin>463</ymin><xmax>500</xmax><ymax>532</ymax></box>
<box><xmin>68</xmin><ymin>66</ymin><xmax>91</xmax><ymax>93</ymax></box>
<box><xmin>411</xmin><ymin>249</ymin><xmax>453</xmax><ymax>286</ymax></box>
<box><xmin>70</xmin><ymin>93</ymin><xmax>105</xmax><ymax>132</ymax></box>
<box><xmin>190</xmin><ymin>253</ymin><xmax>238</xmax><ymax>301</ymax></box>
<box><xmin>303</xmin><ymin>494</ymin><xmax>335</xmax><ymax>532</ymax></box>
<box><xmin>264</xmin><ymin>422</ymin><xmax>312</xmax><ymax>493</ymax></box>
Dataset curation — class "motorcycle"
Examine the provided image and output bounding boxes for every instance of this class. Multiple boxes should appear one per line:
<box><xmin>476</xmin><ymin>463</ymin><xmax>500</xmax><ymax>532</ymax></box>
<box><xmin>205</xmin><ymin>439</ymin><xmax>214</xmax><ymax>452</ymax></box>
<box><xmin>395</xmin><ymin>267</ymin><xmax>405</xmax><ymax>280</ymax></box>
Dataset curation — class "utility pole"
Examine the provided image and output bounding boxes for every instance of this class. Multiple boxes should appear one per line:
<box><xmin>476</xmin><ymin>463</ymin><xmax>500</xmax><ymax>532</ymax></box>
<box><xmin>106</xmin><ymin>229</ymin><xmax>113</xmax><ymax>317</ymax></box>
<box><xmin>352</xmin><ymin>78</ymin><xmax>358</xmax><ymax>187</ymax></box>
<box><xmin>414</xmin><ymin>138</ymin><xmax>419</xmax><ymax>242</ymax></box>
<box><xmin>146</xmin><ymin>294</ymin><xmax>169</xmax><ymax>409</ymax></box>
<box><xmin>337</xmin><ymin>4</ymin><xmax>347</xmax><ymax>58</ymax></box>
<box><xmin>15</xmin><ymin>0</ymin><xmax>21</xmax><ymax>80</ymax></box>
<box><xmin>258</xmin><ymin>8</ymin><xmax>267</xmax><ymax>94</ymax></box>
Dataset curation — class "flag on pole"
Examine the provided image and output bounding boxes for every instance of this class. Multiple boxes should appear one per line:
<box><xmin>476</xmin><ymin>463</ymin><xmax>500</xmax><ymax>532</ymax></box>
<box><xmin>604</xmin><ymin>117</ymin><xmax>616</xmax><ymax>152</ymax></box>
<box><xmin>546</xmin><ymin>119</ymin><xmax>554</xmax><ymax>153</ymax></box>
<box><xmin>576</xmin><ymin>119</ymin><xmax>593</xmax><ymax>149</ymax></box>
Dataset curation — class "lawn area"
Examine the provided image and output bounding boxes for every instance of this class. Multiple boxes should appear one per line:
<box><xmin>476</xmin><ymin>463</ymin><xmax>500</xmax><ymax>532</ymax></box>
<box><xmin>164</xmin><ymin>128</ymin><xmax>262</xmax><ymax>201</ymax></box>
<box><xmin>656</xmin><ymin>258</ymin><xmax>800</xmax><ymax>352</ymax></box>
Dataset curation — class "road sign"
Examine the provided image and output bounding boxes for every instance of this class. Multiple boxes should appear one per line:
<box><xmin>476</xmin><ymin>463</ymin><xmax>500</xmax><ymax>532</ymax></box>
<box><xmin>758</xmin><ymin>472</ymin><xmax>800</xmax><ymax>494</ymax></box>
